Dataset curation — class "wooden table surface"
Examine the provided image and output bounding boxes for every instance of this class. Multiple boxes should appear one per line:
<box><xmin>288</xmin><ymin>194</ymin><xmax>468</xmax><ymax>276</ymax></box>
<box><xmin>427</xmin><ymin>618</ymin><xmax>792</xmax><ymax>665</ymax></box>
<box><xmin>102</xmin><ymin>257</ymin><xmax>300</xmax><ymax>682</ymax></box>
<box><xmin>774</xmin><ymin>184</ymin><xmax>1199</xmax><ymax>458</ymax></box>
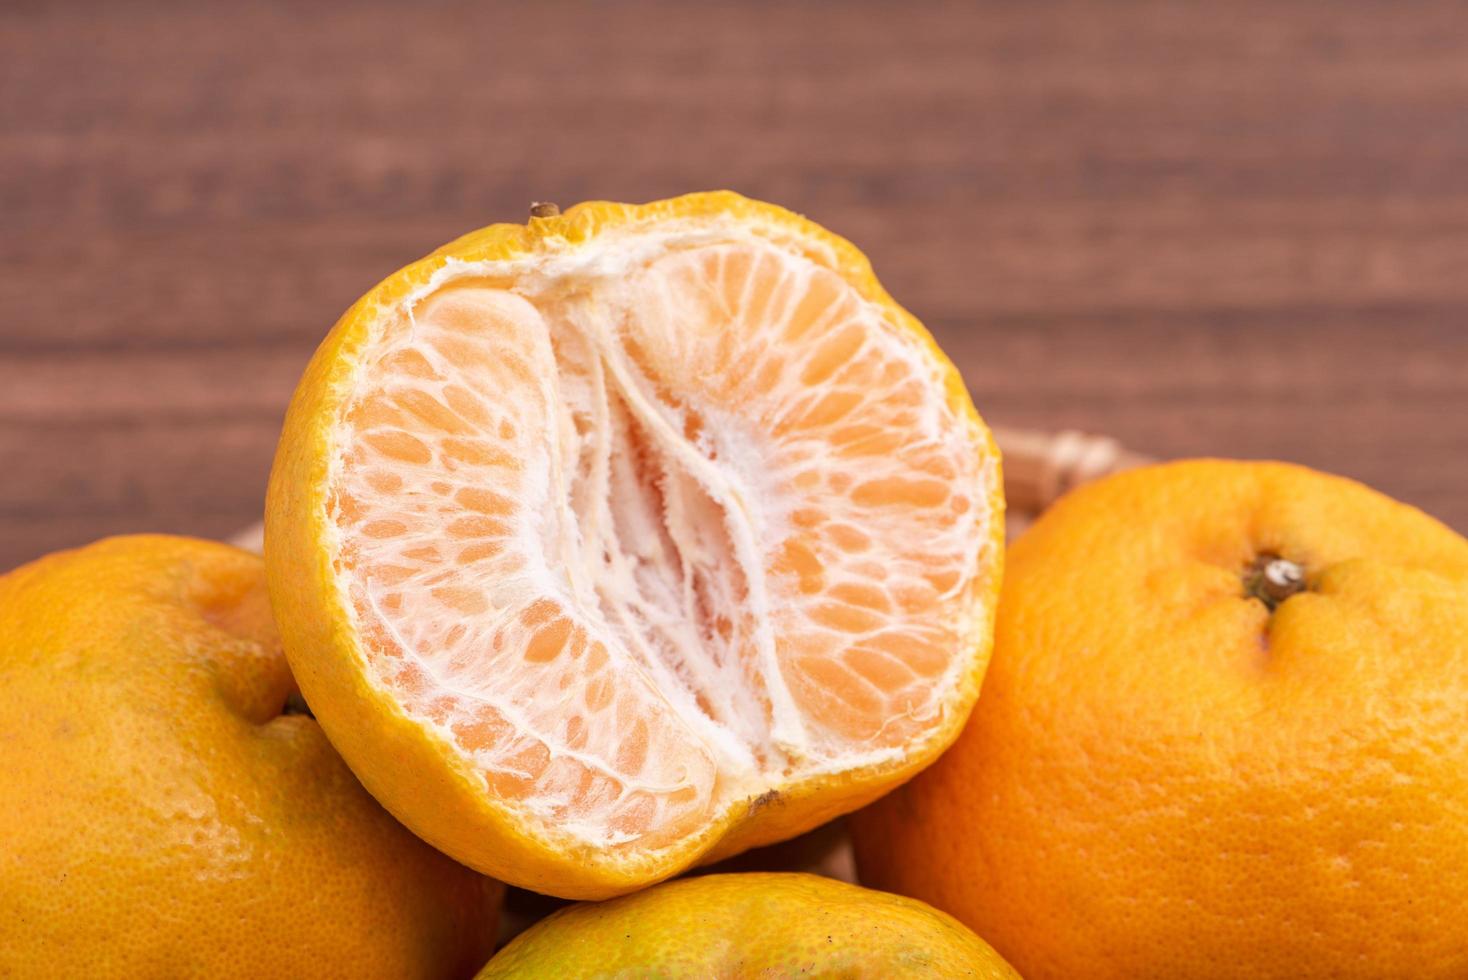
<box><xmin>4</xmin><ymin>0</ymin><xmax>1467</xmax><ymax>571</ymax></box>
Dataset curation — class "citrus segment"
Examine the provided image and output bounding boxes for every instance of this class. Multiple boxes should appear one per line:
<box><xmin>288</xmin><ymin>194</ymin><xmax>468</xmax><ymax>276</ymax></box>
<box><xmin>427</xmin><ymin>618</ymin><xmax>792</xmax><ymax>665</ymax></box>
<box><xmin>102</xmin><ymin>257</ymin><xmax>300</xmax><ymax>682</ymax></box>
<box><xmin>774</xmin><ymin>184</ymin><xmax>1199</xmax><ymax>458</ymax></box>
<box><xmin>268</xmin><ymin>192</ymin><xmax>1003</xmax><ymax>896</ymax></box>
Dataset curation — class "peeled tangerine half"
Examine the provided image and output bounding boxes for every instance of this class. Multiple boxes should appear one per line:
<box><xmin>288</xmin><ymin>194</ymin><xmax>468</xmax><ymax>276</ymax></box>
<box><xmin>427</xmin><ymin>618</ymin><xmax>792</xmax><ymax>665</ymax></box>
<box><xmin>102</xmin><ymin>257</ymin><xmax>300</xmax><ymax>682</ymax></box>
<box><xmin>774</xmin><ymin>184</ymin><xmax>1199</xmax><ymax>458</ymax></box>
<box><xmin>266</xmin><ymin>192</ymin><xmax>1004</xmax><ymax>898</ymax></box>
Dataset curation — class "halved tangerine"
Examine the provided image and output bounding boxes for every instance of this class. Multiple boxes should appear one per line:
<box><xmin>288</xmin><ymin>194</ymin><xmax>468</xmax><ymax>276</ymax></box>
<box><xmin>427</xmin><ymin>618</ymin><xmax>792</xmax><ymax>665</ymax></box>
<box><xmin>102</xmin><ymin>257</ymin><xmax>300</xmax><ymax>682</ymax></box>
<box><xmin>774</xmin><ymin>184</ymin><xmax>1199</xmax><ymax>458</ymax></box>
<box><xmin>265</xmin><ymin>192</ymin><xmax>1004</xmax><ymax>898</ymax></box>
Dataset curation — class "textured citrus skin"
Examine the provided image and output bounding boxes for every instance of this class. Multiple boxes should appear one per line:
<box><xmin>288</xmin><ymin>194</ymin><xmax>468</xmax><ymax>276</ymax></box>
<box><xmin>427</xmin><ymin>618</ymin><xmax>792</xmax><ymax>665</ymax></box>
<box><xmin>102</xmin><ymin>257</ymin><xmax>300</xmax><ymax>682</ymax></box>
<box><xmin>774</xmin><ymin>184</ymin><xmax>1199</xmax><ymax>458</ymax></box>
<box><xmin>265</xmin><ymin>191</ymin><xmax>1004</xmax><ymax>899</ymax></box>
<box><xmin>853</xmin><ymin>460</ymin><xmax>1468</xmax><ymax>979</ymax></box>
<box><xmin>479</xmin><ymin>872</ymin><xmax>1019</xmax><ymax>978</ymax></box>
<box><xmin>0</xmin><ymin>536</ymin><xmax>502</xmax><ymax>979</ymax></box>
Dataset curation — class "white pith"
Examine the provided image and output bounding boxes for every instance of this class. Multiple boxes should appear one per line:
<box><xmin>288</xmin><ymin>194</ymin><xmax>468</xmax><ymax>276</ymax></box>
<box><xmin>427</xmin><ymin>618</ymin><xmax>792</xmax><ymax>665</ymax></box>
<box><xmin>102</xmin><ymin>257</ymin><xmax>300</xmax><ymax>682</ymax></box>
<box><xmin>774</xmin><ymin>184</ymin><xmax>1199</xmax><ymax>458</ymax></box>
<box><xmin>325</xmin><ymin>216</ymin><xmax>998</xmax><ymax>849</ymax></box>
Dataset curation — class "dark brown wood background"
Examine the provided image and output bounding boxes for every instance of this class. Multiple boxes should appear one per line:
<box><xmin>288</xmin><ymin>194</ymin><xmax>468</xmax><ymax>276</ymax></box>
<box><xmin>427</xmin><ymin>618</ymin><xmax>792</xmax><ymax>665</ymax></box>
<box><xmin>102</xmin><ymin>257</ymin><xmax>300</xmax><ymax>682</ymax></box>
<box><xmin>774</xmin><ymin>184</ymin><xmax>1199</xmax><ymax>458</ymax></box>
<box><xmin>4</xmin><ymin>0</ymin><xmax>1467</xmax><ymax>572</ymax></box>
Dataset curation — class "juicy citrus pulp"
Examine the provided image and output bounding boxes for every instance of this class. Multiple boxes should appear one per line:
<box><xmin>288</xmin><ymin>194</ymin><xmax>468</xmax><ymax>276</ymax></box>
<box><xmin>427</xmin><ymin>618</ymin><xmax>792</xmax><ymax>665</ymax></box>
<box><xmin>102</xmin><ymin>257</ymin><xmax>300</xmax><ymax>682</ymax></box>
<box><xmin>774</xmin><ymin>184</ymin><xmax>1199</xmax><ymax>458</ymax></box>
<box><xmin>478</xmin><ymin>872</ymin><xmax>1019</xmax><ymax>979</ymax></box>
<box><xmin>267</xmin><ymin>192</ymin><xmax>1003</xmax><ymax>896</ymax></box>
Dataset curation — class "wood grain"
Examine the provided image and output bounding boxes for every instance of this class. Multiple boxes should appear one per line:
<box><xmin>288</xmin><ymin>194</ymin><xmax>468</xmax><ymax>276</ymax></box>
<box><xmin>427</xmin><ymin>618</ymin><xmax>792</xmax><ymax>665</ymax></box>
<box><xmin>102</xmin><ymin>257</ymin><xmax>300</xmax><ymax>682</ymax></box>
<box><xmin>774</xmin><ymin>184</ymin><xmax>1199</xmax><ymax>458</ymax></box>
<box><xmin>4</xmin><ymin>0</ymin><xmax>1468</xmax><ymax>570</ymax></box>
